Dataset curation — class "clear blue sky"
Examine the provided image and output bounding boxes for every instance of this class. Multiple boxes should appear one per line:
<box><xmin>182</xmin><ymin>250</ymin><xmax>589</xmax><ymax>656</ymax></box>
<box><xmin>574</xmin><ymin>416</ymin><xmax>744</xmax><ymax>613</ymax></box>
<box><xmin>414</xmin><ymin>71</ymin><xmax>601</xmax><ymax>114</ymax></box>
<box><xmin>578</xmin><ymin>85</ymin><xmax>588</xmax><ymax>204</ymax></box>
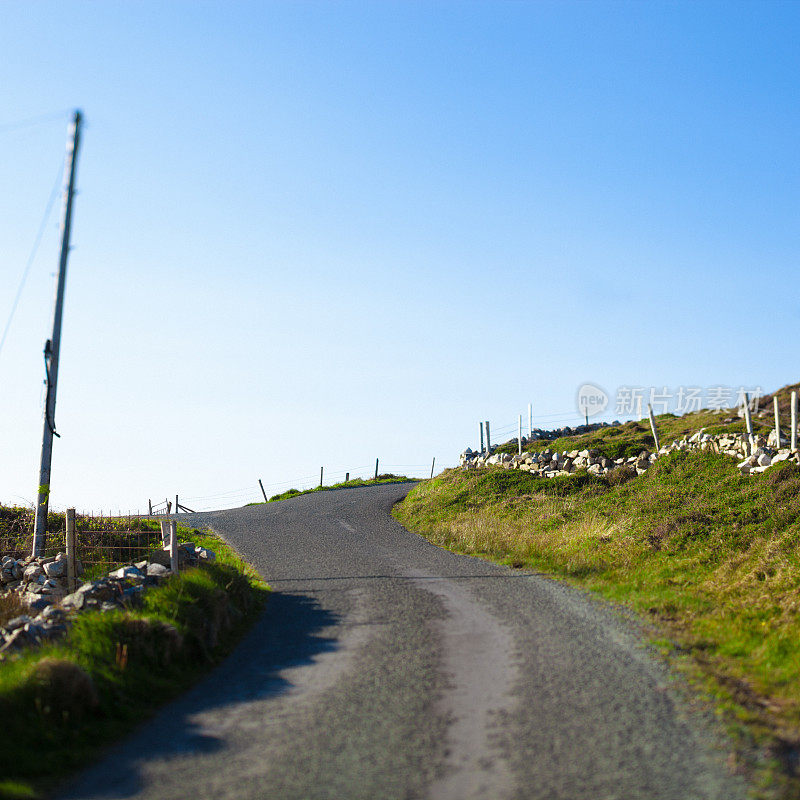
<box><xmin>1</xmin><ymin>1</ymin><xmax>798</xmax><ymax>511</ymax></box>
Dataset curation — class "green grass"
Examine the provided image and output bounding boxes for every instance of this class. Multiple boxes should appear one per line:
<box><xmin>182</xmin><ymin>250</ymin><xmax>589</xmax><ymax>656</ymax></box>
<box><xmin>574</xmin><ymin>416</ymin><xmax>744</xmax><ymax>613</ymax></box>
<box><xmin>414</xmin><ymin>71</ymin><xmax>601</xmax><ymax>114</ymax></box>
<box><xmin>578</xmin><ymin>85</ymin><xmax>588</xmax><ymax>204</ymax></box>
<box><xmin>0</xmin><ymin>526</ymin><xmax>269</xmax><ymax>799</ymax></box>
<box><xmin>395</xmin><ymin>451</ymin><xmax>800</xmax><ymax>798</ymax></box>
<box><xmin>248</xmin><ymin>474</ymin><xmax>416</xmax><ymax>505</ymax></box>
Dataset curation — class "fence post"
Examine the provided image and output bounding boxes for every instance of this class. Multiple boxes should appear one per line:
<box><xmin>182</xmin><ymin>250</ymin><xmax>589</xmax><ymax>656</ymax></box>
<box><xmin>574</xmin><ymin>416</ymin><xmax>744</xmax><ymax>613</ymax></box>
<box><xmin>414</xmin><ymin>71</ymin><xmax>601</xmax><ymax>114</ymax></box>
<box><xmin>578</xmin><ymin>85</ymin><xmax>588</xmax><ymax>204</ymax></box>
<box><xmin>647</xmin><ymin>403</ymin><xmax>661</xmax><ymax>452</ymax></box>
<box><xmin>258</xmin><ymin>479</ymin><xmax>268</xmax><ymax>502</ymax></box>
<box><xmin>148</xmin><ymin>498</ymin><xmax>152</xmax><ymax>515</ymax></box>
<box><xmin>320</xmin><ymin>466</ymin><xmax>324</xmax><ymax>487</ymax></box>
<box><xmin>528</xmin><ymin>403</ymin><xmax>532</xmax><ymax>439</ymax></box>
<box><xmin>169</xmin><ymin>521</ymin><xmax>178</xmax><ymax>574</ymax></box>
<box><xmin>742</xmin><ymin>392</ymin><xmax>754</xmax><ymax>456</ymax></box>
<box><xmin>430</xmin><ymin>457</ymin><xmax>435</xmax><ymax>479</ymax></box>
<box><xmin>774</xmin><ymin>396</ymin><xmax>782</xmax><ymax>448</ymax></box>
<box><xmin>480</xmin><ymin>422</ymin><xmax>485</xmax><ymax>454</ymax></box>
<box><xmin>160</xmin><ymin>519</ymin><xmax>170</xmax><ymax>548</ymax></box>
<box><xmin>518</xmin><ymin>415</ymin><xmax>522</xmax><ymax>454</ymax></box>
<box><xmin>175</xmin><ymin>494</ymin><xmax>179</xmax><ymax>514</ymax></box>
<box><xmin>166</xmin><ymin>498</ymin><xmax>171</xmax><ymax>515</ymax></box>
<box><xmin>345</xmin><ymin>472</ymin><xmax>349</xmax><ymax>483</ymax></box>
<box><xmin>374</xmin><ymin>458</ymin><xmax>379</xmax><ymax>479</ymax></box>
<box><xmin>485</xmin><ymin>421</ymin><xmax>491</xmax><ymax>453</ymax></box>
<box><xmin>66</xmin><ymin>508</ymin><xmax>77</xmax><ymax>593</ymax></box>
<box><xmin>792</xmin><ymin>391</ymin><xmax>797</xmax><ymax>453</ymax></box>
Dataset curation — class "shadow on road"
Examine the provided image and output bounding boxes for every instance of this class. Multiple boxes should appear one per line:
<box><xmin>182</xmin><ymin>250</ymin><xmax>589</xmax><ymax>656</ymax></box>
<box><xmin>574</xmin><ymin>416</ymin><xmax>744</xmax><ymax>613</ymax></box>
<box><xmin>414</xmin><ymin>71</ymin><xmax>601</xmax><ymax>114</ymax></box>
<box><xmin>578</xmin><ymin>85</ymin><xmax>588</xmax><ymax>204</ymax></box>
<box><xmin>57</xmin><ymin>592</ymin><xmax>339</xmax><ymax>800</ymax></box>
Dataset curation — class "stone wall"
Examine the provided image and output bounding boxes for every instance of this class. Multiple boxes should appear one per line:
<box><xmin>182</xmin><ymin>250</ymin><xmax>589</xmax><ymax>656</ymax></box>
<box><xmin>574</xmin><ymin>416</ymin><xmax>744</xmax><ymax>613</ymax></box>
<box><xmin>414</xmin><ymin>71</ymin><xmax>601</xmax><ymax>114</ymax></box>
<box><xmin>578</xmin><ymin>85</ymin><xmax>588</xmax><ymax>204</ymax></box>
<box><xmin>0</xmin><ymin>541</ymin><xmax>215</xmax><ymax>658</ymax></box>
<box><xmin>459</xmin><ymin>428</ymin><xmax>797</xmax><ymax>478</ymax></box>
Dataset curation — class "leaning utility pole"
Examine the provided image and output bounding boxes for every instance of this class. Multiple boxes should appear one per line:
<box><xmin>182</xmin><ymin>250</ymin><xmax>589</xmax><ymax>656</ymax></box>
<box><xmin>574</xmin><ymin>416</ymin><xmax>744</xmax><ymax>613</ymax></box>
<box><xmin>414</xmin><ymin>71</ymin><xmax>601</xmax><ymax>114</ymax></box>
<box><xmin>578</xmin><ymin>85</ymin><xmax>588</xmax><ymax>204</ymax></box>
<box><xmin>31</xmin><ymin>110</ymin><xmax>82</xmax><ymax>557</ymax></box>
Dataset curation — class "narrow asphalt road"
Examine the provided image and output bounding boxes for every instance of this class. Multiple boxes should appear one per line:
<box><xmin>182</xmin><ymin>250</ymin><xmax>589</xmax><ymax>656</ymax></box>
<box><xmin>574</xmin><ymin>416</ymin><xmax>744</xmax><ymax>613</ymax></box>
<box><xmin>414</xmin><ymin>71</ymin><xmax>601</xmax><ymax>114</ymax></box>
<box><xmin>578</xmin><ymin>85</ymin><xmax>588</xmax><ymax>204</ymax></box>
<box><xmin>58</xmin><ymin>483</ymin><xmax>747</xmax><ymax>800</ymax></box>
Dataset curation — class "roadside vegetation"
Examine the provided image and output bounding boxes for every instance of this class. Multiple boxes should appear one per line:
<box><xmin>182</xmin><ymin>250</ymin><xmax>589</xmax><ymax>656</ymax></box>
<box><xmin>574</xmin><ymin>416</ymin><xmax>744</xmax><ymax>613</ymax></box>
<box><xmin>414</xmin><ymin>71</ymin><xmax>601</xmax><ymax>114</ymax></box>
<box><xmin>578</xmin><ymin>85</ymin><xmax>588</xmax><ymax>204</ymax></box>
<box><xmin>250</xmin><ymin>473</ymin><xmax>414</xmax><ymax>504</ymax></box>
<box><xmin>0</xmin><ymin>524</ymin><xmax>269</xmax><ymax>800</ymax></box>
<box><xmin>396</xmin><ymin>394</ymin><xmax>800</xmax><ymax>799</ymax></box>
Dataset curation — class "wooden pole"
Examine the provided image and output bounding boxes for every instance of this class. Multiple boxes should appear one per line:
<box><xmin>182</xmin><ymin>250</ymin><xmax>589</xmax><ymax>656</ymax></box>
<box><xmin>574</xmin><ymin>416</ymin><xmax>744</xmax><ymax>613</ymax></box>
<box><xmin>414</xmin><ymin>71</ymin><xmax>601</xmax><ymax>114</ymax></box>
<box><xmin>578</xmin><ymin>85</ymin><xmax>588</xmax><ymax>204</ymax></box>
<box><xmin>430</xmin><ymin>457</ymin><xmax>435</xmax><ymax>479</ymax></box>
<box><xmin>175</xmin><ymin>494</ymin><xmax>179</xmax><ymax>515</ymax></box>
<box><xmin>32</xmin><ymin>110</ymin><xmax>83</xmax><ymax>558</ymax></box>
<box><xmin>774</xmin><ymin>396</ymin><xmax>782</xmax><ymax>448</ymax></box>
<box><xmin>66</xmin><ymin>507</ymin><xmax>76</xmax><ymax>593</ymax></box>
<box><xmin>518</xmin><ymin>415</ymin><xmax>522</xmax><ymax>454</ymax></box>
<box><xmin>792</xmin><ymin>392</ymin><xmax>797</xmax><ymax>453</ymax></box>
<box><xmin>258</xmin><ymin>479</ymin><xmax>268</xmax><ymax>502</ymax></box>
<box><xmin>647</xmin><ymin>403</ymin><xmax>661</xmax><ymax>452</ymax></box>
<box><xmin>374</xmin><ymin>458</ymin><xmax>379</xmax><ymax>479</ymax></box>
<box><xmin>320</xmin><ymin>466</ymin><xmax>324</xmax><ymax>487</ymax></box>
<box><xmin>485</xmin><ymin>421</ymin><xmax>491</xmax><ymax>453</ymax></box>
<box><xmin>148</xmin><ymin>498</ymin><xmax>152</xmax><ymax>515</ymax></box>
<box><xmin>169</xmin><ymin>521</ymin><xmax>178</xmax><ymax>574</ymax></box>
<box><xmin>345</xmin><ymin>472</ymin><xmax>349</xmax><ymax>483</ymax></box>
<box><xmin>480</xmin><ymin>422</ymin><xmax>485</xmax><ymax>454</ymax></box>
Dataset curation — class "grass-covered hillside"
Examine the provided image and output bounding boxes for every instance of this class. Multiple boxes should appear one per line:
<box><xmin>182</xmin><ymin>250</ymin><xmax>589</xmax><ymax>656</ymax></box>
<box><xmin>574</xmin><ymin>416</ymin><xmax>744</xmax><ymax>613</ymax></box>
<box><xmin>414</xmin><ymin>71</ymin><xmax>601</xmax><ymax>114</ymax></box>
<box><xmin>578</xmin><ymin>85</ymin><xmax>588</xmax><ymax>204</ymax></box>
<box><xmin>396</xmin><ymin>394</ymin><xmax>800</xmax><ymax>799</ymax></box>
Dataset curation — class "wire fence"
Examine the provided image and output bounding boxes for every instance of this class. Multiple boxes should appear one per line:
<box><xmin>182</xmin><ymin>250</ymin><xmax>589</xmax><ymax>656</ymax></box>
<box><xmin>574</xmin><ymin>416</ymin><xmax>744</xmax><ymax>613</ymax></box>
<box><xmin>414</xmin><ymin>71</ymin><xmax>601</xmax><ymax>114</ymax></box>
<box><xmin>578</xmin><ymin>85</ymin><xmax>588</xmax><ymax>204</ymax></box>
<box><xmin>0</xmin><ymin>512</ymin><xmax>163</xmax><ymax>579</ymax></box>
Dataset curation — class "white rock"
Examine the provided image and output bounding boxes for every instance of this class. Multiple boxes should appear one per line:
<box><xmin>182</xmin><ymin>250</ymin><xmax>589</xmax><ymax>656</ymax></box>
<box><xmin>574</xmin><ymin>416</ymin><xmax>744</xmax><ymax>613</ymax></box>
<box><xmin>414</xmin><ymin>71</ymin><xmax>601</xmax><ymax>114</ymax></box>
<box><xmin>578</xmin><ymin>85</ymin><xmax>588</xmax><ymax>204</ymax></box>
<box><xmin>758</xmin><ymin>453</ymin><xmax>772</xmax><ymax>467</ymax></box>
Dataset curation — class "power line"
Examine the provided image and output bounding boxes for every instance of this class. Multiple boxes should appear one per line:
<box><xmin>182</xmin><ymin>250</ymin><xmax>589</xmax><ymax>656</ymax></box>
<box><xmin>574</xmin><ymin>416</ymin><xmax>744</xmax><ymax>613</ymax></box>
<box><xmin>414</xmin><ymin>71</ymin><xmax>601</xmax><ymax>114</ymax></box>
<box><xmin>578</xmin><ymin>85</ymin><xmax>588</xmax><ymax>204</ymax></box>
<box><xmin>0</xmin><ymin>109</ymin><xmax>71</xmax><ymax>135</ymax></box>
<box><xmin>0</xmin><ymin>161</ymin><xmax>64</xmax><ymax>361</ymax></box>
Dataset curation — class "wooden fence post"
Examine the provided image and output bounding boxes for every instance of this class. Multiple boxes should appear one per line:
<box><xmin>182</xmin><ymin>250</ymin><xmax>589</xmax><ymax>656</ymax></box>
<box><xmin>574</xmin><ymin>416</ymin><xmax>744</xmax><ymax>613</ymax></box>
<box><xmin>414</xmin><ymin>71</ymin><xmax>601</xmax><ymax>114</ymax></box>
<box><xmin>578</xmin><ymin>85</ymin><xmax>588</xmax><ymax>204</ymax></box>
<box><xmin>320</xmin><ymin>466</ymin><xmax>324</xmax><ymax>488</ymax></box>
<box><xmin>374</xmin><ymin>458</ymin><xmax>379</xmax><ymax>480</ymax></box>
<box><xmin>647</xmin><ymin>403</ymin><xmax>661</xmax><ymax>452</ymax></box>
<box><xmin>148</xmin><ymin>499</ymin><xmax>152</xmax><ymax>515</ymax></box>
<box><xmin>430</xmin><ymin>457</ymin><xmax>435</xmax><ymax>479</ymax></box>
<box><xmin>66</xmin><ymin>508</ymin><xmax>77</xmax><ymax>593</ymax></box>
<box><xmin>345</xmin><ymin>472</ymin><xmax>349</xmax><ymax>483</ymax></box>
<box><xmin>258</xmin><ymin>479</ymin><xmax>268</xmax><ymax>502</ymax></box>
<box><xmin>792</xmin><ymin>391</ymin><xmax>797</xmax><ymax>453</ymax></box>
<box><xmin>175</xmin><ymin>495</ymin><xmax>179</xmax><ymax>515</ymax></box>
<box><xmin>774</xmin><ymin>396</ymin><xmax>782</xmax><ymax>448</ymax></box>
<box><xmin>169</xmin><ymin>521</ymin><xmax>178</xmax><ymax>574</ymax></box>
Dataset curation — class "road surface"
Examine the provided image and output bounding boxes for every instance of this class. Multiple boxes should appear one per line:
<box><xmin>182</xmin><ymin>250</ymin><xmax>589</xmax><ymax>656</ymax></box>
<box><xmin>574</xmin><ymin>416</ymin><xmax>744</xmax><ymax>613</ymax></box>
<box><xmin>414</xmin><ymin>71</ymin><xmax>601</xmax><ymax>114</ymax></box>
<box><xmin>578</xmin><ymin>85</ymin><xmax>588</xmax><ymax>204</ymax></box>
<box><xmin>58</xmin><ymin>482</ymin><xmax>746</xmax><ymax>800</ymax></box>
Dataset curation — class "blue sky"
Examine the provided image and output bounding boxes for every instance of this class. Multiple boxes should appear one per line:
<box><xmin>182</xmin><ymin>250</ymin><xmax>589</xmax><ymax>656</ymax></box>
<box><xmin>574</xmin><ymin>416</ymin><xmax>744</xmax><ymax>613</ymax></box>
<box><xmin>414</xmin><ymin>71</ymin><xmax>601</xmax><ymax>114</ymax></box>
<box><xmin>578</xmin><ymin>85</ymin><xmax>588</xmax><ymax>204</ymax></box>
<box><xmin>1</xmin><ymin>1</ymin><xmax>798</xmax><ymax>511</ymax></box>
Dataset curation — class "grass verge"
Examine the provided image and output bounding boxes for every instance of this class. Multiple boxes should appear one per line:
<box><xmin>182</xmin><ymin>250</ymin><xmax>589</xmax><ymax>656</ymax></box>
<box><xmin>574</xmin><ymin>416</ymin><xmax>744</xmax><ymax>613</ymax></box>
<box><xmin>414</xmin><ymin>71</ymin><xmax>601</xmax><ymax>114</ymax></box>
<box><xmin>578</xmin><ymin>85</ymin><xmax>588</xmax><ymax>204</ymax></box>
<box><xmin>0</xmin><ymin>526</ymin><xmax>269</xmax><ymax>800</ymax></box>
<box><xmin>394</xmin><ymin>454</ymin><xmax>800</xmax><ymax>799</ymax></box>
<box><xmin>248</xmin><ymin>473</ymin><xmax>415</xmax><ymax>504</ymax></box>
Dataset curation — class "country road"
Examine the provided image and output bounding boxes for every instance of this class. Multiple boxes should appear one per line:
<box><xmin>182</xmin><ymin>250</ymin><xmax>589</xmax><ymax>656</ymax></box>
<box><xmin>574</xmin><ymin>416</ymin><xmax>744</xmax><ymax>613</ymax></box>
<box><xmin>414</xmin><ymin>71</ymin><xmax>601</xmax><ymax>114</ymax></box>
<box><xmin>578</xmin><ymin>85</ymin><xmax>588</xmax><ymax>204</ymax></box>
<box><xmin>58</xmin><ymin>483</ymin><xmax>747</xmax><ymax>800</ymax></box>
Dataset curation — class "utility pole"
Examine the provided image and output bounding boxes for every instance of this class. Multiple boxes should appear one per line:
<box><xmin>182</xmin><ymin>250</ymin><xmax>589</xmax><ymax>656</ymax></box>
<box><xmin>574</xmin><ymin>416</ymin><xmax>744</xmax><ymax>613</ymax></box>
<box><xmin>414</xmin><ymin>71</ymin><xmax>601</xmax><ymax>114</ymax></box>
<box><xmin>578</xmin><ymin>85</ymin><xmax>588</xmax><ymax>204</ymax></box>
<box><xmin>32</xmin><ymin>110</ymin><xmax>82</xmax><ymax>557</ymax></box>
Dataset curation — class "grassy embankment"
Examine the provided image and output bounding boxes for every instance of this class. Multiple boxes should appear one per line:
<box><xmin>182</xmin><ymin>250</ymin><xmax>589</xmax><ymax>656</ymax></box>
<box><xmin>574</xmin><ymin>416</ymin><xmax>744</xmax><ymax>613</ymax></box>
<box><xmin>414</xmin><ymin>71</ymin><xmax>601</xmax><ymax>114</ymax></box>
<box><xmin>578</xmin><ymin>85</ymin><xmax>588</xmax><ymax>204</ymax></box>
<box><xmin>0</xmin><ymin>522</ymin><xmax>269</xmax><ymax>800</ymax></box>
<box><xmin>250</xmin><ymin>473</ymin><xmax>414</xmax><ymax>504</ymax></box>
<box><xmin>396</xmin><ymin>395</ymin><xmax>800</xmax><ymax>799</ymax></box>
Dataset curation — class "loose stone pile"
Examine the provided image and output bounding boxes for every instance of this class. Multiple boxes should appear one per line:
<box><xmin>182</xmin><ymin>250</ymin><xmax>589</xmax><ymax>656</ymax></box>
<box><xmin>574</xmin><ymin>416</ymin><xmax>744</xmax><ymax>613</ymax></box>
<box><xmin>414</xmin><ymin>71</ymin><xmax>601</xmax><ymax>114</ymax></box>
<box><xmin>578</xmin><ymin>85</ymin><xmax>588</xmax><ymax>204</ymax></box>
<box><xmin>0</xmin><ymin>541</ymin><xmax>215</xmax><ymax>658</ymax></box>
<box><xmin>459</xmin><ymin>428</ymin><xmax>800</xmax><ymax>478</ymax></box>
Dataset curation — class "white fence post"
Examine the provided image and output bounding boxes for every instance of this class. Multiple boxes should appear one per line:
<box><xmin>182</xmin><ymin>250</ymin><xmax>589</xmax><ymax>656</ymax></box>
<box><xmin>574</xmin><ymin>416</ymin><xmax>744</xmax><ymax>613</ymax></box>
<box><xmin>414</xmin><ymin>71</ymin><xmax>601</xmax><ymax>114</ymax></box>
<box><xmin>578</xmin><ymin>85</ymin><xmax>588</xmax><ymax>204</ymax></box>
<box><xmin>774</xmin><ymin>396</ymin><xmax>782</xmax><ymax>449</ymax></box>
<box><xmin>480</xmin><ymin>422</ymin><xmax>485</xmax><ymax>454</ymax></box>
<box><xmin>743</xmin><ymin>392</ymin><xmax>754</xmax><ymax>456</ymax></box>
<box><xmin>647</xmin><ymin>403</ymin><xmax>661</xmax><ymax>452</ymax></box>
<box><xmin>792</xmin><ymin>391</ymin><xmax>797</xmax><ymax>453</ymax></box>
<box><xmin>160</xmin><ymin>519</ymin><xmax>170</xmax><ymax>548</ymax></box>
<box><xmin>518</xmin><ymin>414</ymin><xmax>522</xmax><ymax>455</ymax></box>
<box><xmin>485</xmin><ymin>421</ymin><xmax>491</xmax><ymax>453</ymax></box>
<box><xmin>528</xmin><ymin>403</ymin><xmax>532</xmax><ymax>439</ymax></box>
